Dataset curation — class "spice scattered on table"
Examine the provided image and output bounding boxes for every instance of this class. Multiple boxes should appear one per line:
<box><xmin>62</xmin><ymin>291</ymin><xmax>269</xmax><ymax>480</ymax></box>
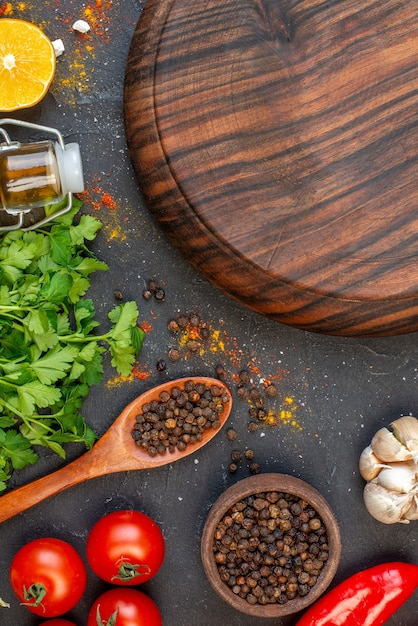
<box><xmin>142</xmin><ymin>279</ymin><xmax>165</xmax><ymax>302</ymax></box>
<box><xmin>213</xmin><ymin>491</ymin><xmax>329</xmax><ymax>606</ymax></box>
<box><xmin>131</xmin><ymin>380</ymin><xmax>230</xmax><ymax>457</ymax></box>
<box><xmin>166</xmin><ymin>313</ymin><xmax>291</xmax><ymax>405</ymax></box>
<box><xmin>140</xmin><ymin>301</ymin><xmax>304</xmax><ymax>434</ymax></box>
<box><xmin>230</xmin><ymin>368</ymin><xmax>302</xmax><ymax>432</ymax></box>
<box><xmin>76</xmin><ymin>181</ymin><xmax>128</xmax><ymax>243</ymax></box>
<box><xmin>228</xmin><ymin>448</ymin><xmax>260</xmax><ymax>475</ymax></box>
<box><xmin>167</xmin><ymin>311</ymin><xmax>225</xmax><ymax>358</ymax></box>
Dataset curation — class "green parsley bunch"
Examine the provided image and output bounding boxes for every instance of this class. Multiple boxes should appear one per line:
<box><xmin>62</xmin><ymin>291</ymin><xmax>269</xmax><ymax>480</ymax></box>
<box><xmin>0</xmin><ymin>199</ymin><xmax>145</xmax><ymax>492</ymax></box>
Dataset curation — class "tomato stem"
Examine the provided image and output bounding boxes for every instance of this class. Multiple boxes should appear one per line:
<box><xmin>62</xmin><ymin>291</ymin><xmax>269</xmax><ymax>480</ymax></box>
<box><xmin>22</xmin><ymin>582</ymin><xmax>47</xmax><ymax>610</ymax></box>
<box><xmin>96</xmin><ymin>604</ymin><xmax>119</xmax><ymax>626</ymax></box>
<box><xmin>113</xmin><ymin>559</ymin><xmax>151</xmax><ymax>582</ymax></box>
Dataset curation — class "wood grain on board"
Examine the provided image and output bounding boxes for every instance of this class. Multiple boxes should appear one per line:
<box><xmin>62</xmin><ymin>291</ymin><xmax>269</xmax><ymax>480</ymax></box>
<box><xmin>124</xmin><ymin>0</ymin><xmax>418</xmax><ymax>336</ymax></box>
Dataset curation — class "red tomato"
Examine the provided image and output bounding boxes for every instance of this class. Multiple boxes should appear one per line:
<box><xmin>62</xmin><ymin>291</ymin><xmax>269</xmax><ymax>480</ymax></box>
<box><xmin>10</xmin><ymin>537</ymin><xmax>87</xmax><ymax>617</ymax></box>
<box><xmin>39</xmin><ymin>617</ymin><xmax>76</xmax><ymax>626</ymax></box>
<box><xmin>87</xmin><ymin>588</ymin><xmax>162</xmax><ymax>626</ymax></box>
<box><xmin>86</xmin><ymin>510</ymin><xmax>165</xmax><ymax>585</ymax></box>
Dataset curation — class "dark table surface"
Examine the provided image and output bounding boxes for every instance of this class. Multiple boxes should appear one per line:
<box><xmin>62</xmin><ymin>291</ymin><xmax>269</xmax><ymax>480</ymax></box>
<box><xmin>0</xmin><ymin>1</ymin><xmax>417</xmax><ymax>625</ymax></box>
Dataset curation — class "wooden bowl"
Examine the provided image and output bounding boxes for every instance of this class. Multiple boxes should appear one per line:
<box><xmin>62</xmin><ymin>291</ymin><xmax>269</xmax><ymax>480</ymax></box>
<box><xmin>201</xmin><ymin>474</ymin><xmax>341</xmax><ymax>618</ymax></box>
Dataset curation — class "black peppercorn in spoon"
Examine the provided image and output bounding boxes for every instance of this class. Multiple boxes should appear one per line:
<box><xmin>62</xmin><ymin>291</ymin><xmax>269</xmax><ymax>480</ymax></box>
<box><xmin>0</xmin><ymin>377</ymin><xmax>232</xmax><ymax>523</ymax></box>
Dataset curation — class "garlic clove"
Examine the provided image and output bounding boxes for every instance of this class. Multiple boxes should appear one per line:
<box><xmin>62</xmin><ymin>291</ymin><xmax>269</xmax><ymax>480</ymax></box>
<box><xmin>359</xmin><ymin>445</ymin><xmax>390</xmax><ymax>481</ymax></box>
<box><xmin>376</xmin><ymin>461</ymin><xmax>417</xmax><ymax>494</ymax></box>
<box><xmin>370</xmin><ymin>427</ymin><xmax>413</xmax><ymax>463</ymax></box>
<box><xmin>404</xmin><ymin>494</ymin><xmax>418</xmax><ymax>521</ymax></box>
<box><xmin>391</xmin><ymin>416</ymin><xmax>418</xmax><ymax>457</ymax></box>
<box><xmin>363</xmin><ymin>480</ymin><xmax>413</xmax><ymax>524</ymax></box>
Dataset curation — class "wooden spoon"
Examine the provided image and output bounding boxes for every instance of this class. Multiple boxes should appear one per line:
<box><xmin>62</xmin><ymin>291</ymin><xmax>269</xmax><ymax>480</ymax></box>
<box><xmin>0</xmin><ymin>377</ymin><xmax>232</xmax><ymax>523</ymax></box>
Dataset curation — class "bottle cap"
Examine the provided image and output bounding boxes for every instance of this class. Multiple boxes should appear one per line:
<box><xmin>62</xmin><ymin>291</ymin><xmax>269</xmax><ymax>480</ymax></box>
<box><xmin>55</xmin><ymin>142</ymin><xmax>85</xmax><ymax>195</ymax></box>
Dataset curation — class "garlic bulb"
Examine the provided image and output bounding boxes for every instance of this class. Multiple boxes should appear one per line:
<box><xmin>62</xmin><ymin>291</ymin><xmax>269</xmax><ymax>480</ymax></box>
<box><xmin>363</xmin><ymin>481</ymin><xmax>413</xmax><ymax>524</ymax></box>
<box><xmin>360</xmin><ymin>416</ymin><xmax>418</xmax><ymax>524</ymax></box>
<box><xmin>370</xmin><ymin>427</ymin><xmax>413</xmax><ymax>463</ymax></box>
<box><xmin>404</xmin><ymin>494</ymin><xmax>418</xmax><ymax>521</ymax></box>
<box><xmin>359</xmin><ymin>445</ymin><xmax>390</xmax><ymax>481</ymax></box>
<box><xmin>391</xmin><ymin>416</ymin><xmax>418</xmax><ymax>459</ymax></box>
<box><xmin>376</xmin><ymin>462</ymin><xmax>417</xmax><ymax>494</ymax></box>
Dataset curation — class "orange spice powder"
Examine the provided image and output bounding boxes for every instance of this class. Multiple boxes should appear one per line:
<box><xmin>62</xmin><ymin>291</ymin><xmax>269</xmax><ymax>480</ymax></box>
<box><xmin>0</xmin><ymin>3</ymin><xmax>13</xmax><ymax>15</ymax></box>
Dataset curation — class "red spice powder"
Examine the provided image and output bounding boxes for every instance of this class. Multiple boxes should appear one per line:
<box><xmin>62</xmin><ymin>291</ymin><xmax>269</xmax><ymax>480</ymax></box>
<box><xmin>140</xmin><ymin>320</ymin><xmax>153</xmax><ymax>334</ymax></box>
<box><xmin>101</xmin><ymin>192</ymin><xmax>118</xmax><ymax>210</ymax></box>
<box><xmin>131</xmin><ymin>364</ymin><xmax>152</xmax><ymax>380</ymax></box>
<box><xmin>76</xmin><ymin>184</ymin><xmax>119</xmax><ymax>212</ymax></box>
<box><xmin>83</xmin><ymin>1</ymin><xmax>115</xmax><ymax>43</ymax></box>
<box><xmin>76</xmin><ymin>189</ymin><xmax>101</xmax><ymax>211</ymax></box>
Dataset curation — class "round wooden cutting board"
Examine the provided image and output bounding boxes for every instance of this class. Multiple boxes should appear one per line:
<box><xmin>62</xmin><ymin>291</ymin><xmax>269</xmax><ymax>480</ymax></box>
<box><xmin>124</xmin><ymin>0</ymin><xmax>418</xmax><ymax>337</ymax></box>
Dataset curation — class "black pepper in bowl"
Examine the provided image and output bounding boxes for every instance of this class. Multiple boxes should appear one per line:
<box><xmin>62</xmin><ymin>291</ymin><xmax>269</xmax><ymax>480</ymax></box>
<box><xmin>213</xmin><ymin>491</ymin><xmax>329</xmax><ymax>606</ymax></box>
<box><xmin>201</xmin><ymin>474</ymin><xmax>341</xmax><ymax>618</ymax></box>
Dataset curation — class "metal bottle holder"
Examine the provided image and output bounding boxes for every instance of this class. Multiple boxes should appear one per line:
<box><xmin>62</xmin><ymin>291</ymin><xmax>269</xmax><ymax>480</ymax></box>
<box><xmin>0</xmin><ymin>118</ymin><xmax>84</xmax><ymax>231</ymax></box>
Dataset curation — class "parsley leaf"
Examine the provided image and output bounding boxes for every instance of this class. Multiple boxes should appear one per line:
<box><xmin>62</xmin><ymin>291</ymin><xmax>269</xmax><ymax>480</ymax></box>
<box><xmin>0</xmin><ymin>198</ymin><xmax>145</xmax><ymax>492</ymax></box>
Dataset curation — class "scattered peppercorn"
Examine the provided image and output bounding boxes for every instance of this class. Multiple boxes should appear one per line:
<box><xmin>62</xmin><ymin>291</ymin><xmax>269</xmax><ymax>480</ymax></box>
<box><xmin>244</xmin><ymin>449</ymin><xmax>254</xmax><ymax>460</ymax></box>
<box><xmin>212</xmin><ymin>364</ymin><xmax>224</xmax><ymax>380</ymax></box>
<box><xmin>231</xmin><ymin>450</ymin><xmax>243</xmax><ymax>463</ymax></box>
<box><xmin>143</xmin><ymin>280</ymin><xmax>165</xmax><ymax>302</ymax></box>
<box><xmin>249</xmin><ymin>462</ymin><xmax>261</xmax><ymax>474</ymax></box>
<box><xmin>187</xmin><ymin>339</ymin><xmax>201</xmax><ymax>352</ymax></box>
<box><xmin>176</xmin><ymin>314</ymin><xmax>189</xmax><ymax>329</ymax></box>
<box><xmin>147</xmin><ymin>279</ymin><xmax>159</xmax><ymax>292</ymax></box>
<box><xmin>254</xmin><ymin>396</ymin><xmax>265</xmax><ymax>409</ymax></box>
<box><xmin>168</xmin><ymin>348</ymin><xmax>181</xmax><ymax>362</ymax></box>
<box><xmin>167</xmin><ymin>319</ymin><xmax>180</xmax><ymax>333</ymax></box>
<box><xmin>154</xmin><ymin>288</ymin><xmax>165</xmax><ymax>301</ymax></box>
<box><xmin>156</xmin><ymin>358</ymin><xmax>166</xmax><ymax>372</ymax></box>
<box><xmin>249</xmin><ymin>386</ymin><xmax>261</xmax><ymax>401</ymax></box>
<box><xmin>239</xmin><ymin>370</ymin><xmax>250</xmax><ymax>385</ymax></box>
<box><xmin>113</xmin><ymin>289</ymin><xmax>123</xmax><ymax>301</ymax></box>
<box><xmin>228</xmin><ymin>463</ymin><xmax>238</xmax><ymax>474</ymax></box>
<box><xmin>132</xmin><ymin>380</ymin><xmax>231</xmax><ymax>457</ymax></box>
<box><xmin>236</xmin><ymin>385</ymin><xmax>248</xmax><ymax>400</ymax></box>
<box><xmin>189</xmin><ymin>313</ymin><xmax>200</xmax><ymax>327</ymax></box>
<box><xmin>212</xmin><ymin>491</ymin><xmax>329</xmax><ymax>607</ymax></box>
<box><xmin>264</xmin><ymin>383</ymin><xmax>277</xmax><ymax>398</ymax></box>
<box><xmin>257</xmin><ymin>409</ymin><xmax>267</xmax><ymax>420</ymax></box>
<box><xmin>226</xmin><ymin>428</ymin><xmax>237</xmax><ymax>441</ymax></box>
<box><xmin>200</xmin><ymin>326</ymin><xmax>210</xmax><ymax>339</ymax></box>
<box><xmin>248</xmin><ymin>407</ymin><xmax>258</xmax><ymax>420</ymax></box>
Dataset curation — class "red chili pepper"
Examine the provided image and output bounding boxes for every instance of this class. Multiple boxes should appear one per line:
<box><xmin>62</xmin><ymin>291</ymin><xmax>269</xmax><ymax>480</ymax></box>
<box><xmin>295</xmin><ymin>561</ymin><xmax>418</xmax><ymax>626</ymax></box>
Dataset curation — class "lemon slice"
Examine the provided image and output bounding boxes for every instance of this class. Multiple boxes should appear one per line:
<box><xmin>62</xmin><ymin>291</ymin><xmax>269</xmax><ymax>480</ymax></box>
<box><xmin>0</xmin><ymin>18</ymin><xmax>56</xmax><ymax>112</ymax></box>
